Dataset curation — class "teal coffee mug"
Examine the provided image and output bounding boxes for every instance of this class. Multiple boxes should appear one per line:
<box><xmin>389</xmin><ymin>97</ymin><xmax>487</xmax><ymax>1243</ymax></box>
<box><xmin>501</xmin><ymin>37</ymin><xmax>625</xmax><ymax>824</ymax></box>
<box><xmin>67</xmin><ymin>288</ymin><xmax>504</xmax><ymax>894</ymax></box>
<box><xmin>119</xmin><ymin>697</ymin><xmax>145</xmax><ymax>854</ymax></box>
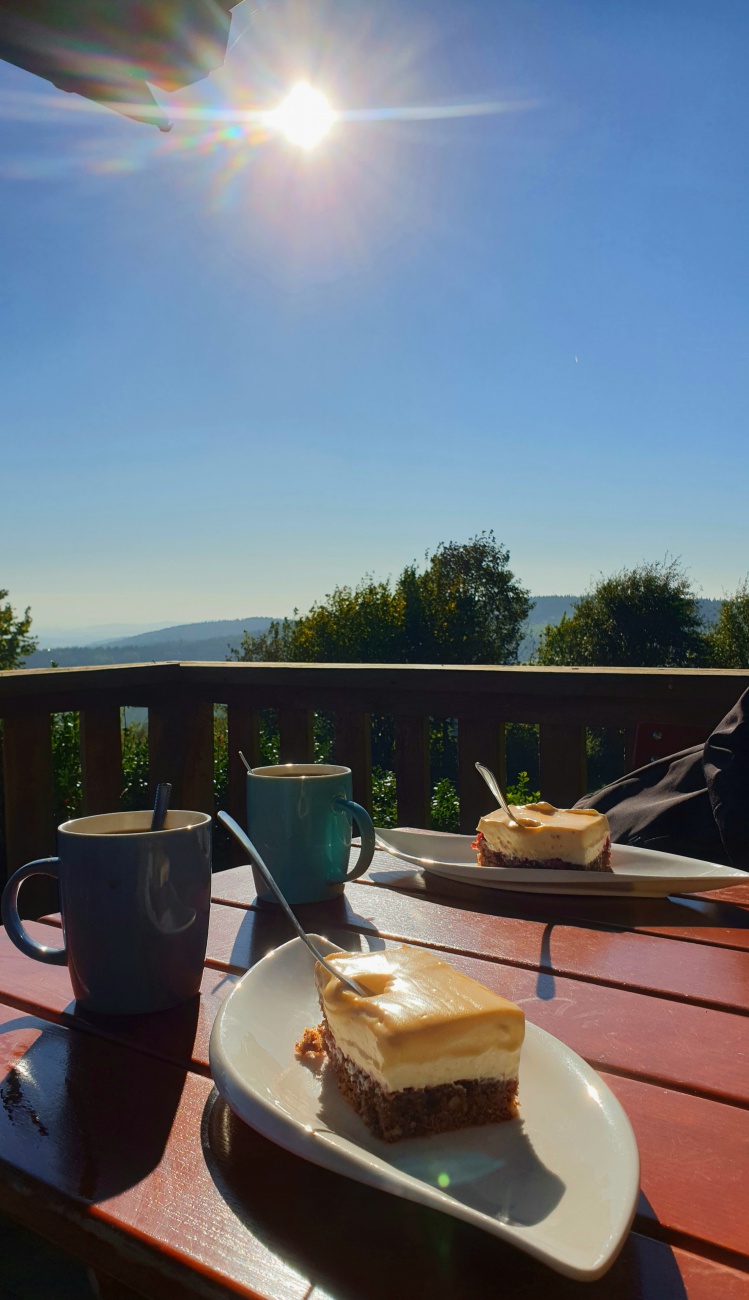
<box><xmin>246</xmin><ymin>764</ymin><xmax>376</xmax><ymax>904</ymax></box>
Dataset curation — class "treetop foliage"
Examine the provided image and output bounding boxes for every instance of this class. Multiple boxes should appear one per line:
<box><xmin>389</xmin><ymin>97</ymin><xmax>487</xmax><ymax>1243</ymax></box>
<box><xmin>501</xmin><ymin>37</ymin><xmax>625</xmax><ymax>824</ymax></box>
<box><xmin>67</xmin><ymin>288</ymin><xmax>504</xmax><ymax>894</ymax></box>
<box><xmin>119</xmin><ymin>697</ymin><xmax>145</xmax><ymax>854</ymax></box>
<box><xmin>232</xmin><ymin>533</ymin><xmax>532</xmax><ymax>665</ymax></box>
<box><xmin>534</xmin><ymin>559</ymin><xmax>708</xmax><ymax>668</ymax></box>
<box><xmin>707</xmin><ymin>579</ymin><xmax>749</xmax><ymax>668</ymax></box>
<box><xmin>0</xmin><ymin>589</ymin><xmax>37</xmax><ymax>671</ymax></box>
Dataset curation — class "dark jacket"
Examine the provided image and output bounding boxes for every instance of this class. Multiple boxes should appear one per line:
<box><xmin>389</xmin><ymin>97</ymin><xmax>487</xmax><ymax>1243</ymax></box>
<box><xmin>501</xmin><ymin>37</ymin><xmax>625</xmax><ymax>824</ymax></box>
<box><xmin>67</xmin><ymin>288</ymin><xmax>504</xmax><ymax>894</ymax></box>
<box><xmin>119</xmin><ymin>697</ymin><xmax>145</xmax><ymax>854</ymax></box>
<box><xmin>575</xmin><ymin>689</ymin><xmax>749</xmax><ymax>869</ymax></box>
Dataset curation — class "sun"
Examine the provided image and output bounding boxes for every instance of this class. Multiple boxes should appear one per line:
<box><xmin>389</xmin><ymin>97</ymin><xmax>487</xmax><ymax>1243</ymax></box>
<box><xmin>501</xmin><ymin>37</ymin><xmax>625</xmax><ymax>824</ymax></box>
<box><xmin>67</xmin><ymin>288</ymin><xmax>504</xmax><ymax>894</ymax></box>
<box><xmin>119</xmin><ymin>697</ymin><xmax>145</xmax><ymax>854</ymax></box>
<box><xmin>266</xmin><ymin>82</ymin><xmax>337</xmax><ymax>150</ymax></box>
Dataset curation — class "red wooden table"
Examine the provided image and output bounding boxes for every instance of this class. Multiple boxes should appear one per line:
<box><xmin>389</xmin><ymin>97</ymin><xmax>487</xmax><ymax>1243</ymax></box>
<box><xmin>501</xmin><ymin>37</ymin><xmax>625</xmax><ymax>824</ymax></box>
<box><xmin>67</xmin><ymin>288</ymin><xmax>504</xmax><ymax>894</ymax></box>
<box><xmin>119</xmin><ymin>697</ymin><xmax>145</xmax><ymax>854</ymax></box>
<box><xmin>1</xmin><ymin>851</ymin><xmax>749</xmax><ymax>1299</ymax></box>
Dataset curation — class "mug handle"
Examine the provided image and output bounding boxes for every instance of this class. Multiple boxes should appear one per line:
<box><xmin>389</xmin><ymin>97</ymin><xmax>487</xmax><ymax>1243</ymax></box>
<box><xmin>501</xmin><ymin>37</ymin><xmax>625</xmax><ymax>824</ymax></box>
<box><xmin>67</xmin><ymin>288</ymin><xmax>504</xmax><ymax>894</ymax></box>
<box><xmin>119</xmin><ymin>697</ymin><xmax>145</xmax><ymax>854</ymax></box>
<box><xmin>1</xmin><ymin>859</ymin><xmax>67</xmax><ymax>965</ymax></box>
<box><xmin>332</xmin><ymin>798</ymin><xmax>376</xmax><ymax>883</ymax></box>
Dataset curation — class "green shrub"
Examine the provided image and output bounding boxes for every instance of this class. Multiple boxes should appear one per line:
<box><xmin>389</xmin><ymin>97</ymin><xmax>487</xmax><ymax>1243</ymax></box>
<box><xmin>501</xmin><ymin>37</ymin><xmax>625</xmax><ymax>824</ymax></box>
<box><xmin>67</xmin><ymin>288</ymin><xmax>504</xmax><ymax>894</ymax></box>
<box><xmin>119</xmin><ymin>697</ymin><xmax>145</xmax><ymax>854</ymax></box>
<box><xmin>431</xmin><ymin>777</ymin><xmax>460</xmax><ymax>832</ymax></box>
<box><xmin>506</xmin><ymin>770</ymin><xmax>541</xmax><ymax>805</ymax></box>
<box><xmin>51</xmin><ymin>713</ymin><xmax>82</xmax><ymax>823</ymax></box>
<box><xmin>371</xmin><ymin>766</ymin><xmax>397</xmax><ymax>827</ymax></box>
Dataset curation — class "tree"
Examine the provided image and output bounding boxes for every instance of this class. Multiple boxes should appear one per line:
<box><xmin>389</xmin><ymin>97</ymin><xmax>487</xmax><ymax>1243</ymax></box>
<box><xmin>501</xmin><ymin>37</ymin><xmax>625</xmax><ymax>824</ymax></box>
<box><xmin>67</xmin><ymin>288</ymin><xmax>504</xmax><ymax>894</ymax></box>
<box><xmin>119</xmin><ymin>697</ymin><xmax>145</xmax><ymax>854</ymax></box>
<box><xmin>231</xmin><ymin>533</ymin><xmax>531</xmax><ymax>665</ymax></box>
<box><xmin>0</xmin><ymin>589</ymin><xmax>37</xmax><ymax>670</ymax></box>
<box><xmin>397</xmin><ymin>534</ymin><xmax>532</xmax><ymax>664</ymax></box>
<box><xmin>534</xmin><ymin>559</ymin><xmax>707</xmax><ymax>667</ymax></box>
<box><xmin>707</xmin><ymin>580</ymin><xmax>749</xmax><ymax>667</ymax></box>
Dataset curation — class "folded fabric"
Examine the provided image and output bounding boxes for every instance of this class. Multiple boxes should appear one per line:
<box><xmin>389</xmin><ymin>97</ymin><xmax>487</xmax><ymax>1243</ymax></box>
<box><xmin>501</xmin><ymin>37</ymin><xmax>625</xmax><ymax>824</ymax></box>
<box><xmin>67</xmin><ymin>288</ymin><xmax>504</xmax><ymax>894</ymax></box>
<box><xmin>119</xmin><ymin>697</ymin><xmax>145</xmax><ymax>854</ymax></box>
<box><xmin>575</xmin><ymin>689</ymin><xmax>749</xmax><ymax>869</ymax></box>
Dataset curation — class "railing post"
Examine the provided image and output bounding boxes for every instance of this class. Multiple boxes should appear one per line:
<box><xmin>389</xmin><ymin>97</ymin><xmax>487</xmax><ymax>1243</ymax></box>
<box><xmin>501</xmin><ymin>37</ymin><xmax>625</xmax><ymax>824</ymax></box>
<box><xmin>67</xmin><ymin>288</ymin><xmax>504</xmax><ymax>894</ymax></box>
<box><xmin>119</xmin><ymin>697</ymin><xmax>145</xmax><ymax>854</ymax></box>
<box><xmin>458</xmin><ymin>717</ymin><xmax>506</xmax><ymax>833</ymax></box>
<box><xmin>80</xmin><ymin>706</ymin><xmax>123</xmax><ymax>815</ymax></box>
<box><xmin>539</xmin><ymin>723</ymin><xmax>587</xmax><ymax>807</ymax></box>
<box><xmin>148</xmin><ymin>699</ymin><xmax>214</xmax><ymax>814</ymax></box>
<box><xmin>395</xmin><ymin>716</ymin><xmax>430</xmax><ymax>827</ymax></box>
<box><xmin>278</xmin><ymin>709</ymin><xmax>314</xmax><ymax>764</ymax></box>
<box><xmin>333</xmin><ymin>711</ymin><xmax>372</xmax><ymax>812</ymax></box>
<box><xmin>2</xmin><ymin>713</ymin><xmax>55</xmax><ymax>891</ymax></box>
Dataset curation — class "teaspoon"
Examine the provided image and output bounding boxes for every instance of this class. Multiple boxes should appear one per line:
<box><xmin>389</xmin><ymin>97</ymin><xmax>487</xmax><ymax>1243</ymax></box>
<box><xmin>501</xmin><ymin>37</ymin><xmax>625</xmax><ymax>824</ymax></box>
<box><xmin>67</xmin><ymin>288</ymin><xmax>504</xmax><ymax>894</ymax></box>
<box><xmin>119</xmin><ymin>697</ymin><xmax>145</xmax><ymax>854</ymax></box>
<box><xmin>474</xmin><ymin>762</ymin><xmax>540</xmax><ymax>829</ymax></box>
<box><xmin>150</xmin><ymin>782</ymin><xmax>172</xmax><ymax>832</ymax></box>
<box><xmin>217</xmin><ymin>811</ymin><xmax>370</xmax><ymax>997</ymax></box>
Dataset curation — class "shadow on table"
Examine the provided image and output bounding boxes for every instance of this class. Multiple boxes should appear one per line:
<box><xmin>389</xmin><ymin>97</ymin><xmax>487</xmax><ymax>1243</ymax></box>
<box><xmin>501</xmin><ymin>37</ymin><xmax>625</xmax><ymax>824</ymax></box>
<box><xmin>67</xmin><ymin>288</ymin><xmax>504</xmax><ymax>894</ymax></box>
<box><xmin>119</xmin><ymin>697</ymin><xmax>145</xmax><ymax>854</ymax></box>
<box><xmin>367</xmin><ymin>862</ymin><xmax>749</xmax><ymax>937</ymax></box>
<box><xmin>536</xmin><ymin>922</ymin><xmax>557</xmax><ymax>1000</ymax></box>
<box><xmin>202</xmin><ymin>1091</ymin><xmax>687</xmax><ymax>1300</ymax></box>
<box><xmin>0</xmin><ymin>1007</ymin><xmax>193</xmax><ymax>1202</ymax></box>
<box><xmin>225</xmin><ymin>896</ymin><xmax>387</xmax><ymax>973</ymax></box>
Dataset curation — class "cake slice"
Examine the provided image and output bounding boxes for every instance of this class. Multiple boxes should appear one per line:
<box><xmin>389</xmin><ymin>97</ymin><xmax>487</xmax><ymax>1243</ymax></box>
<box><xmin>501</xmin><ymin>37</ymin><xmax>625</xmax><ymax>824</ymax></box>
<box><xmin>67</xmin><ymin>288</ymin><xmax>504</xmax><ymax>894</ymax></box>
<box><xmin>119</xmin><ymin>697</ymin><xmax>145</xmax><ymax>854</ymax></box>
<box><xmin>302</xmin><ymin>945</ymin><xmax>524</xmax><ymax>1143</ymax></box>
<box><xmin>473</xmin><ymin>801</ymin><xmax>612</xmax><ymax>872</ymax></box>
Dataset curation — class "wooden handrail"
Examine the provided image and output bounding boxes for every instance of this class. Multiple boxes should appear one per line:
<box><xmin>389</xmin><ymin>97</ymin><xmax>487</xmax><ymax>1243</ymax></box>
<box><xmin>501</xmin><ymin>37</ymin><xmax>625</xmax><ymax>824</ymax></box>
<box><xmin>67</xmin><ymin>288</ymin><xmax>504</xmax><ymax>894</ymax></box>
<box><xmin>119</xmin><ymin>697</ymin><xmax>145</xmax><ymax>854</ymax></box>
<box><xmin>1</xmin><ymin>661</ymin><xmax>747</xmax><ymax>887</ymax></box>
<box><xmin>2</xmin><ymin>660</ymin><xmax>747</xmax><ymax>719</ymax></box>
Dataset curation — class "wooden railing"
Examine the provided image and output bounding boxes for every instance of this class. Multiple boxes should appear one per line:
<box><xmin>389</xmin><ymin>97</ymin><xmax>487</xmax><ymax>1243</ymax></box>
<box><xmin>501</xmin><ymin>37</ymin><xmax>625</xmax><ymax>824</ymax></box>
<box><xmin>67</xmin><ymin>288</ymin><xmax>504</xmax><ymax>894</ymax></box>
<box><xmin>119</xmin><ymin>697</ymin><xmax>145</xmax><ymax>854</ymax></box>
<box><xmin>1</xmin><ymin>661</ymin><xmax>747</xmax><ymax>884</ymax></box>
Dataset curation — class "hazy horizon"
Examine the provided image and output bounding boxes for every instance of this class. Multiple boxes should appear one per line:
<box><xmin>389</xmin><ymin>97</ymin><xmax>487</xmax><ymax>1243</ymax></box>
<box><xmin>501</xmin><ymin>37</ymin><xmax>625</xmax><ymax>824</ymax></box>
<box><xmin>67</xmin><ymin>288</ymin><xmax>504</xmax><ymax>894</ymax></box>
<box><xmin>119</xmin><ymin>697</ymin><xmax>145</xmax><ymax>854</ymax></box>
<box><xmin>30</xmin><ymin>593</ymin><xmax>726</xmax><ymax>650</ymax></box>
<box><xmin>2</xmin><ymin>0</ymin><xmax>747</xmax><ymax>627</ymax></box>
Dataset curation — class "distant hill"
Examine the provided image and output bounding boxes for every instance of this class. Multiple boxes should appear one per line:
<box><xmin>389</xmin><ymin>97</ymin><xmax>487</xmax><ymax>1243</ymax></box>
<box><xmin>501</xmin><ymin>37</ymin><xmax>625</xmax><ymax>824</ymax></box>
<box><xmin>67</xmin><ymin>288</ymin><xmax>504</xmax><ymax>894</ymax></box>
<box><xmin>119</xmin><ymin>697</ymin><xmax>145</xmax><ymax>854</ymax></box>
<box><xmin>32</xmin><ymin>621</ymin><xmax>166</xmax><ymax>647</ymax></box>
<box><xmin>23</xmin><ymin>599</ymin><xmax>725</xmax><ymax>669</ymax></box>
<box><xmin>519</xmin><ymin>596</ymin><xmax>578</xmax><ymax>660</ymax></box>
<box><xmin>25</xmin><ymin>618</ymin><xmax>277</xmax><ymax>669</ymax></box>
<box><xmin>94</xmin><ymin>618</ymin><xmax>276</xmax><ymax>649</ymax></box>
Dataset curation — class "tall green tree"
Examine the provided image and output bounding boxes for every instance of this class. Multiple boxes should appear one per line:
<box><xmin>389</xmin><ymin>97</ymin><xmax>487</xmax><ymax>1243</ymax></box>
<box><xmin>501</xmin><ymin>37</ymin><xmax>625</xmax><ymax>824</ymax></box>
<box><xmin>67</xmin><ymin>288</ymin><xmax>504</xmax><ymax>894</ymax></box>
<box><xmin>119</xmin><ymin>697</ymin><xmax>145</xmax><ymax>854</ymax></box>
<box><xmin>707</xmin><ymin>580</ymin><xmax>749</xmax><ymax>667</ymax></box>
<box><xmin>397</xmin><ymin>534</ymin><xmax>532</xmax><ymax>664</ymax></box>
<box><xmin>231</xmin><ymin>533</ymin><xmax>531</xmax><ymax>665</ymax></box>
<box><xmin>534</xmin><ymin>559</ymin><xmax>707</xmax><ymax>667</ymax></box>
<box><xmin>0</xmin><ymin>589</ymin><xmax>37</xmax><ymax>670</ymax></box>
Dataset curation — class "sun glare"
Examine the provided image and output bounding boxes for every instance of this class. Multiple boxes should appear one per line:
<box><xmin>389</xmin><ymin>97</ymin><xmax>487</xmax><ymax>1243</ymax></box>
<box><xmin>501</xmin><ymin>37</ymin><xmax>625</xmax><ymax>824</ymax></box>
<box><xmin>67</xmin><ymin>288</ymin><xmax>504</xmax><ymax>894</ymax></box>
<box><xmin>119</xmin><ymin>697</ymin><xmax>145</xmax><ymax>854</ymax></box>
<box><xmin>266</xmin><ymin>82</ymin><xmax>337</xmax><ymax>150</ymax></box>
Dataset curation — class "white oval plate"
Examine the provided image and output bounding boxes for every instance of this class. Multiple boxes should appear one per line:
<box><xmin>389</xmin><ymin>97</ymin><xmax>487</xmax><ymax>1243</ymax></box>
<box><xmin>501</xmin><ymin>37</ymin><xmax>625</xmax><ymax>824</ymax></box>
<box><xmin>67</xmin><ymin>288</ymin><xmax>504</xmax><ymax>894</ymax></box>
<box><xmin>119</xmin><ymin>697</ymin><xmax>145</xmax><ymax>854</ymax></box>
<box><xmin>375</xmin><ymin>829</ymin><xmax>749</xmax><ymax>897</ymax></box>
<box><xmin>209</xmin><ymin>934</ymin><xmax>639</xmax><ymax>1280</ymax></box>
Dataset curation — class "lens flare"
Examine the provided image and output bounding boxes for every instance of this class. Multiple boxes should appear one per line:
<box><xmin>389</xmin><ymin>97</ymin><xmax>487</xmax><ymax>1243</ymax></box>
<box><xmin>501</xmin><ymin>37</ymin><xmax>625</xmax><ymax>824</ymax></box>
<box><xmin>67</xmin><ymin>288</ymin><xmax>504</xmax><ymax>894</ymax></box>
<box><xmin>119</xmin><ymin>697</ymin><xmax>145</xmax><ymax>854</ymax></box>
<box><xmin>265</xmin><ymin>82</ymin><xmax>337</xmax><ymax>149</ymax></box>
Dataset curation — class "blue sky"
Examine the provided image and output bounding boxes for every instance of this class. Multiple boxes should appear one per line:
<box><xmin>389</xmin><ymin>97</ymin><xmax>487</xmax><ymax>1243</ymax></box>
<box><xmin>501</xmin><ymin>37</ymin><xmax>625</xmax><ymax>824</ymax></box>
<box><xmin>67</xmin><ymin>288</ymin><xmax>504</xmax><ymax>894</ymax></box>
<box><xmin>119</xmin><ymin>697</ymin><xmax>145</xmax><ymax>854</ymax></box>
<box><xmin>1</xmin><ymin>0</ymin><xmax>747</xmax><ymax>632</ymax></box>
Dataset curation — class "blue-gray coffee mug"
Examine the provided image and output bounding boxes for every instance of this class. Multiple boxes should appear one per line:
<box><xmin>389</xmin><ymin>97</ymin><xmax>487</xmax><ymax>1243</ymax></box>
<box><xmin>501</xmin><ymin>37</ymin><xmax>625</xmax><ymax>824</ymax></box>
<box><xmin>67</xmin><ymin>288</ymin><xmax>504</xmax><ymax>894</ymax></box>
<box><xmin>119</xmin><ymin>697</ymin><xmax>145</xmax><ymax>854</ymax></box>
<box><xmin>246</xmin><ymin>764</ymin><xmax>375</xmax><ymax>904</ymax></box>
<box><xmin>0</xmin><ymin>810</ymin><xmax>212</xmax><ymax>1015</ymax></box>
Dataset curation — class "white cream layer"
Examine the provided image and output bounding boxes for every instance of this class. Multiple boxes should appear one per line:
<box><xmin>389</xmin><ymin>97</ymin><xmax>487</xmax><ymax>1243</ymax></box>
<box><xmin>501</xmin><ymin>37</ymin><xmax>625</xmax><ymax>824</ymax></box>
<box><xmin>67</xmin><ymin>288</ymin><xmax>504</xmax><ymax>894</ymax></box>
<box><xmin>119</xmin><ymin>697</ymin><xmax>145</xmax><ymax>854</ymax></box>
<box><xmin>316</xmin><ymin>946</ymin><xmax>524</xmax><ymax>1093</ymax></box>
<box><xmin>478</xmin><ymin>802</ymin><xmax>609</xmax><ymax>866</ymax></box>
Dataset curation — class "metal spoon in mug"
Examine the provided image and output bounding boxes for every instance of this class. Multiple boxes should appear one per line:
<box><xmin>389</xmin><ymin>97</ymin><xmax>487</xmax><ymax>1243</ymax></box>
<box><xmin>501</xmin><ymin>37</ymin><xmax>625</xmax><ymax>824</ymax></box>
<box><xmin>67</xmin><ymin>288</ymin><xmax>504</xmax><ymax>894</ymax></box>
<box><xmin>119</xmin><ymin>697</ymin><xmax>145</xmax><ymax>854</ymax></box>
<box><xmin>474</xmin><ymin>762</ymin><xmax>540</xmax><ymax>829</ymax></box>
<box><xmin>238</xmin><ymin>751</ymin><xmax>253</xmax><ymax>774</ymax></box>
<box><xmin>217</xmin><ymin>811</ymin><xmax>370</xmax><ymax>997</ymax></box>
<box><xmin>151</xmin><ymin>782</ymin><xmax>172</xmax><ymax>832</ymax></box>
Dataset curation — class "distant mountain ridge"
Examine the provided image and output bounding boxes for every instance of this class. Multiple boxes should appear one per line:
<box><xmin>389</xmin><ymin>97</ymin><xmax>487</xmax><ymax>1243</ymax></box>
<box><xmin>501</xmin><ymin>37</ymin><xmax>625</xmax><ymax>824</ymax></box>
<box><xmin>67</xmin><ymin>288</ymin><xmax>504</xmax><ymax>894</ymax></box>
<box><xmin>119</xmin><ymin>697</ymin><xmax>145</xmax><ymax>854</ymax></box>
<box><xmin>33</xmin><ymin>621</ymin><xmax>166</xmax><ymax>647</ymax></box>
<box><xmin>94</xmin><ymin>618</ymin><xmax>276</xmax><ymax>649</ymax></box>
<box><xmin>25</xmin><ymin>618</ymin><xmax>277</xmax><ymax>669</ymax></box>
<box><xmin>23</xmin><ymin>599</ymin><xmax>724</xmax><ymax>669</ymax></box>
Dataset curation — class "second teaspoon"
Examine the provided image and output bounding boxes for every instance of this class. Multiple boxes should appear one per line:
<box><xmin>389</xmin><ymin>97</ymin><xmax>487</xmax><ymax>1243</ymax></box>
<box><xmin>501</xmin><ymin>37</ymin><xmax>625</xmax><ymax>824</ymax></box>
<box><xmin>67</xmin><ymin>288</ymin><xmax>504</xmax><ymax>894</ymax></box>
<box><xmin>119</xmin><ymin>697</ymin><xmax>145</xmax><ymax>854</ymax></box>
<box><xmin>474</xmin><ymin>762</ymin><xmax>540</xmax><ymax>829</ymax></box>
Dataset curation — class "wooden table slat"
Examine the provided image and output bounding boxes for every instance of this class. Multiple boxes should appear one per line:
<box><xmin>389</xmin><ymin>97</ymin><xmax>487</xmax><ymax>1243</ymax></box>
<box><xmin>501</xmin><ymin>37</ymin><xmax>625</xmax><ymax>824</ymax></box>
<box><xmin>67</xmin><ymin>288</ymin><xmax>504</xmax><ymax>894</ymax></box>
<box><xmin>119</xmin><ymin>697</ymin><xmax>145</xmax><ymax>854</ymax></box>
<box><xmin>23</xmin><ymin>903</ymin><xmax>749</xmax><ymax>1111</ymax></box>
<box><xmin>209</xmin><ymin>864</ymin><xmax>749</xmax><ymax>1016</ymax></box>
<box><xmin>4</xmin><ymin>841</ymin><xmax>749</xmax><ymax>1299</ymax></box>
<box><xmin>0</xmin><ymin>925</ymin><xmax>234</xmax><ymax>1075</ymax></box>
<box><xmin>1</xmin><ymin>1003</ymin><xmax>749</xmax><ymax>1299</ymax></box>
<box><xmin>361</xmin><ymin>851</ymin><xmax>749</xmax><ymax>950</ymax></box>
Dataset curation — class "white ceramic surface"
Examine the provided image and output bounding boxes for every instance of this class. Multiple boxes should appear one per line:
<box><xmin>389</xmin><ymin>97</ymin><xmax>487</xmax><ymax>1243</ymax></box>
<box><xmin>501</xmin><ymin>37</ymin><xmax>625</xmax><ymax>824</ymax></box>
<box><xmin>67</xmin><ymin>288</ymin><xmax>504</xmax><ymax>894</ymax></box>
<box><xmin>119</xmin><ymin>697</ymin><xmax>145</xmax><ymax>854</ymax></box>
<box><xmin>209</xmin><ymin>935</ymin><xmax>640</xmax><ymax>1280</ymax></box>
<box><xmin>374</xmin><ymin>829</ymin><xmax>748</xmax><ymax>897</ymax></box>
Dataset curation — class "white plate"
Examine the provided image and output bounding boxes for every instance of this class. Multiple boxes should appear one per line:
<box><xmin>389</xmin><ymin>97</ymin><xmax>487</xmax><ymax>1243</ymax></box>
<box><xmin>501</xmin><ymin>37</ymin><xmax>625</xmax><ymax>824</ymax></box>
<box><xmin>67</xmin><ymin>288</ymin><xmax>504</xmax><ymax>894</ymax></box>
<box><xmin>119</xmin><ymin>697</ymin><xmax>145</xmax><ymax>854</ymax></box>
<box><xmin>375</xmin><ymin>829</ymin><xmax>749</xmax><ymax>897</ymax></box>
<box><xmin>209</xmin><ymin>934</ymin><xmax>639</xmax><ymax>1280</ymax></box>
